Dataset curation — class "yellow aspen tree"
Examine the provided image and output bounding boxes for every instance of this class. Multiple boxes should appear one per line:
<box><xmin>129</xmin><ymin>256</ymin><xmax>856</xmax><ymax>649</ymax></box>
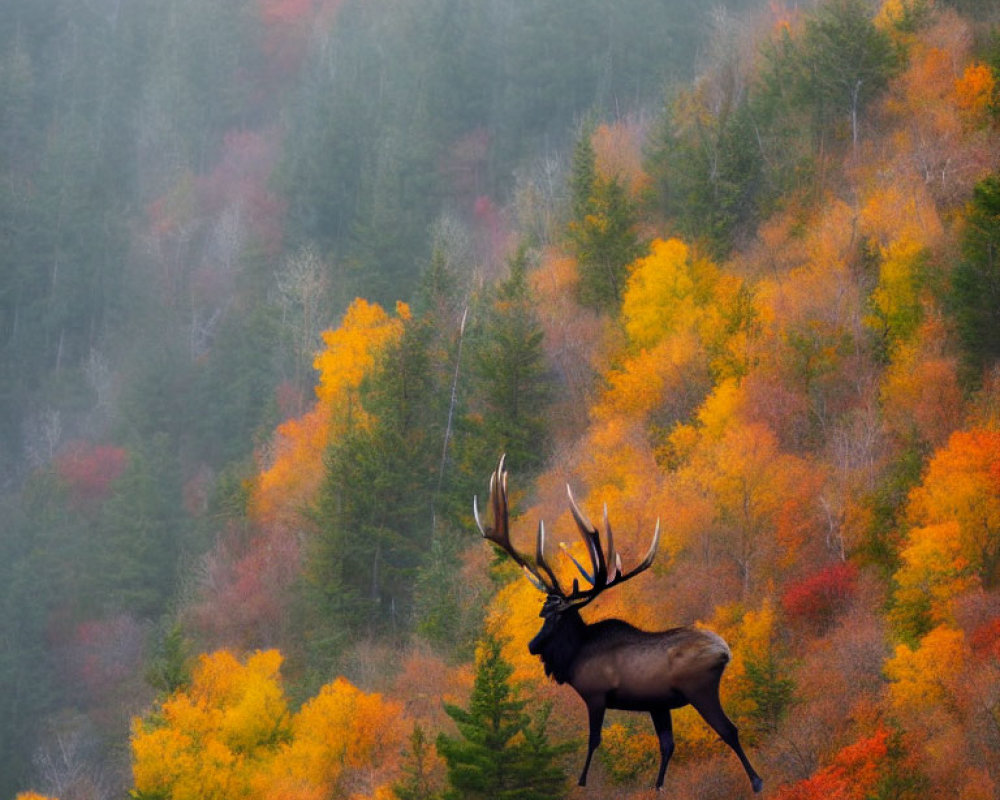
<box><xmin>890</xmin><ymin>522</ymin><xmax>978</xmax><ymax>637</ymax></box>
<box><xmin>621</xmin><ymin>238</ymin><xmax>718</xmax><ymax>350</ymax></box>
<box><xmin>264</xmin><ymin>677</ymin><xmax>405</xmax><ymax>797</ymax></box>
<box><xmin>885</xmin><ymin>625</ymin><xmax>967</xmax><ymax>712</ymax></box>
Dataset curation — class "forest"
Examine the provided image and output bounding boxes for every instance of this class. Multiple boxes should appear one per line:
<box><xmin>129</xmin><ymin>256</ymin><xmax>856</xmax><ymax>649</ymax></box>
<box><xmin>2</xmin><ymin>0</ymin><xmax>1000</xmax><ymax>797</ymax></box>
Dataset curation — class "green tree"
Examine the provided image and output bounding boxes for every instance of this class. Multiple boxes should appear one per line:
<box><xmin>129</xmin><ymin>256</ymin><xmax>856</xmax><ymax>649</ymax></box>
<box><xmin>650</xmin><ymin>98</ymin><xmax>765</xmax><ymax>259</ymax></box>
<box><xmin>436</xmin><ymin>634</ymin><xmax>571</xmax><ymax>800</ymax></box>
<box><xmin>566</xmin><ymin>128</ymin><xmax>644</xmax><ymax>311</ymax></box>
<box><xmin>467</xmin><ymin>249</ymin><xmax>552</xmax><ymax>474</ymax></box>
<box><xmin>394</xmin><ymin>723</ymin><xmax>443</xmax><ymax>800</ymax></box>
<box><xmin>413</xmin><ymin>526</ymin><xmax>483</xmax><ymax>656</ymax></box>
<box><xmin>309</xmin><ymin>317</ymin><xmax>443</xmax><ymax>639</ymax></box>
<box><xmin>146</xmin><ymin>623</ymin><xmax>194</xmax><ymax>696</ymax></box>
<box><xmin>952</xmin><ymin>173</ymin><xmax>1000</xmax><ymax>381</ymax></box>
<box><xmin>95</xmin><ymin>433</ymin><xmax>185</xmax><ymax>617</ymax></box>
<box><xmin>0</xmin><ymin>490</ymin><xmax>60</xmax><ymax>797</ymax></box>
<box><xmin>794</xmin><ymin>0</ymin><xmax>897</xmax><ymax>150</ymax></box>
<box><xmin>569</xmin><ymin>122</ymin><xmax>598</xmax><ymax>225</ymax></box>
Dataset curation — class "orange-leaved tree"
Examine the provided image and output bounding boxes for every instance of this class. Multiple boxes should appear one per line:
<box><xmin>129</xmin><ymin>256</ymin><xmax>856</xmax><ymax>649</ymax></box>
<box><xmin>890</xmin><ymin>522</ymin><xmax>977</xmax><ymax>638</ymax></box>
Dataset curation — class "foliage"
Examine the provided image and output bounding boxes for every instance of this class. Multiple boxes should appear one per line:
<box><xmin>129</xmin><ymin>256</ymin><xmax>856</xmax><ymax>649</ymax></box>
<box><xmin>772</xmin><ymin>726</ymin><xmax>891</xmax><ymax>800</ymax></box>
<box><xmin>906</xmin><ymin>429</ymin><xmax>1000</xmax><ymax>588</ymax></box>
<box><xmin>782</xmin><ymin>562</ymin><xmax>859</xmax><ymax>630</ymax></box>
<box><xmin>131</xmin><ymin>649</ymin><xmax>405</xmax><ymax>800</ymax></box>
<box><xmin>885</xmin><ymin>625</ymin><xmax>967</xmax><ymax>711</ymax></box>
<box><xmin>251</xmin><ymin>298</ymin><xmax>409</xmax><ymax>524</ymax></box>
<box><xmin>4</xmin><ymin>1</ymin><xmax>1000</xmax><ymax>798</ymax></box>
<box><xmin>597</xmin><ymin>719</ymin><xmax>659</xmax><ymax>785</ymax></box>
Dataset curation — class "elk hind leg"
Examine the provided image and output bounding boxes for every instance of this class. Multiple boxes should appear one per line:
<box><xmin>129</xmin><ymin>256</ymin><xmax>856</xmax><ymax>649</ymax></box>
<box><xmin>689</xmin><ymin>689</ymin><xmax>763</xmax><ymax>793</ymax></box>
<box><xmin>578</xmin><ymin>700</ymin><xmax>606</xmax><ymax>786</ymax></box>
<box><xmin>650</xmin><ymin>707</ymin><xmax>675</xmax><ymax>790</ymax></box>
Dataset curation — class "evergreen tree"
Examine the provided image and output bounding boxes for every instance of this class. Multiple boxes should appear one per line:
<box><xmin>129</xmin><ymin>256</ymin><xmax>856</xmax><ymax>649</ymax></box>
<box><xmin>785</xmin><ymin>0</ymin><xmax>897</xmax><ymax>150</ymax></box>
<box><xmin>436</xmin><ymin>634</ymin><xmax>571</xmax><ymax>800</ymax></box>
<box><xmin>309</xmin><ymin>317</ymin><xmax>443</xmax><ymax>639</ymax></box>
<box><xmin>146</xmin><ymin>623</ymin><xmax>193</xmax><ymax>696</ymax></box>
<box><xmin>467</xmin><ymin>248</ymin><xmax>552</xmax><ymax>475</ymax></box>
<box><xmin>394</xmin><ymin>723</ymin><xmax>443</xmax><ymax>800</ymax></box>
<box><xmin>569</xmin><ymin>122</ymin><xmax>598</xmax><ymax>225</ymax></box>
<box><xmin>413</xmin><ymin>526</ymin><xmax>483</xmax><ymax>656</ymax></box>
<box><xmin>952</xmin><ymin>173</ymin><xmax>1000</xmax><ymax>381</ymax></box>
<box><xmin>649</xmin><ymin>100</ymin><xmax>765</xmax><ymax>259</ymax></box>
<box><xmin>95</xmin><ymin>433</ymin><xmax>184</xmax><ymax>618</ymax></box>
<box><xmin>566</xmin><ymin>128</ymin><xmax>644</xmax><ymax>311</ymax></box>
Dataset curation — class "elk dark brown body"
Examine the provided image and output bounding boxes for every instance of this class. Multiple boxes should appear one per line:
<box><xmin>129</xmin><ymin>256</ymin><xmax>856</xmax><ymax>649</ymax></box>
<box><xmin>476</xmin><ymin>456</ymin><xmax>763</xmax><ymax>792</ymax></box>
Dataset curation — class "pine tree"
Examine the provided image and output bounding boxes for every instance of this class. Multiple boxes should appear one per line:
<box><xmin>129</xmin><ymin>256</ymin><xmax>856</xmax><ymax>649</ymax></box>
<box><xmin>436</xmin><ymin>634</ymin><xmax>571</xmax><ymax>800</ymax></box>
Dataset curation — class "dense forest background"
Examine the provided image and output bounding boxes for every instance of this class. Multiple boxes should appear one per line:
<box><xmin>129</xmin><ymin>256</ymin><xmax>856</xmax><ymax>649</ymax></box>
<box><xmin>2</xmin><ymin>0</ymin><xmax>1000</xmax><ymax>798</ymax></box>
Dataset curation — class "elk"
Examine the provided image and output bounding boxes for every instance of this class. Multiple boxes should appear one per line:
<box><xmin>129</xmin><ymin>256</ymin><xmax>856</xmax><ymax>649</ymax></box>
<box><xmin>475</xmin><ymin>456</ymin><xmax>763</xmax><ymax>792</ymax></box>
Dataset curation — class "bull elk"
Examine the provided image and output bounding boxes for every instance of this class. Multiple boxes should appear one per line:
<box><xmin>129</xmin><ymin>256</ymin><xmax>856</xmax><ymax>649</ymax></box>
<box><xmin>475</xmin><ymin>456</ymin><xmax>763</xmax><ymax>792</ymax></box>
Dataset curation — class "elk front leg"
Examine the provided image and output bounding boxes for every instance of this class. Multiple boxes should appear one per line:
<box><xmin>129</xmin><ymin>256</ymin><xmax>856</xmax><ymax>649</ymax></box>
<box><xmin>578</xmin><ymin>699</ymin><xmax>606</xmax><ymax>786</ymax></box>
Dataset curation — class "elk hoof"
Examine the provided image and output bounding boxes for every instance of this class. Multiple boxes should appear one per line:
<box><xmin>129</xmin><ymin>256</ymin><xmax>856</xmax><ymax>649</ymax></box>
<box><xmin>752</xmin><ymin>775</ymin><xmax>764</xmax><ymax>793</ymax></box>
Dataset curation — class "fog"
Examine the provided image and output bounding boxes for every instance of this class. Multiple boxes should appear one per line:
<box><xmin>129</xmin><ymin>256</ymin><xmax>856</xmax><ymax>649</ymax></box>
<box><xmin>0</xmin><ymin>1</ymin><xmax>772</xmax><ymax>794</ymax></box>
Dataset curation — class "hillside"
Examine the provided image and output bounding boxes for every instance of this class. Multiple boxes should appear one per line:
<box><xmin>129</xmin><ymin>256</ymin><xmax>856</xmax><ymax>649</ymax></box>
<box><xmin>3</xmin><ymin>1</ymin><xmax>1000</xmax><ymax>798</ymax></box>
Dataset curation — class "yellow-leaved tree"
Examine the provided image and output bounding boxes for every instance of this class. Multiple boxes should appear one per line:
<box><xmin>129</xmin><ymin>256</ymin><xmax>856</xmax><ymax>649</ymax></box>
<box><xmin>906</xmin><ymin>430</ymin><xmax>1000</xmax><ymax>588</ymax></box>
<box><xmin>132</xmin><ymin>649</ymin><xmax>289</xmax><ymax>800</ymax></box>
<box><xmin>885</xmin><ymin>625</ymin><xmax>968</xmax><ymax>712</ymax></box>
<box><xmin>131</xmin><ymin>649</ymin><xmax>406</xmax><ymax>800</ymax></box>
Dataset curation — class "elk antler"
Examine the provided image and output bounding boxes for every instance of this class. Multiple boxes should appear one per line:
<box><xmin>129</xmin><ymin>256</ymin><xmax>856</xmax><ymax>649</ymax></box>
<box><xmin>476</xmin><ymin>455</ymin><xmax>660</xmax><ymax>610</ymax></box>
<box><xmin>475</xmin><ymin>454</ymin><xmax>563</xmax><ymax>594</ymax></box>
<box><xmin>558</xmin><ymin>487</ymin><xmax>660</xmax><ymax>610</ymax></box>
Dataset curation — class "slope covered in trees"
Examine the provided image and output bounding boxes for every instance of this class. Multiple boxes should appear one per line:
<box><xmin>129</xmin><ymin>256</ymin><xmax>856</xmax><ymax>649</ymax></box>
<box><xmin>4</xmin><ymin>0</ymin><xmax>1000</xmax><ymax>798</ymax></box>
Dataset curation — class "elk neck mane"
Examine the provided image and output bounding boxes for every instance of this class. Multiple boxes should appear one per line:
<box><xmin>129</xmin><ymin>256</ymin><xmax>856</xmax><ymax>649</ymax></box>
<box><xmin>536</xmin><ymin>608</ymin><xmax>587</xmax><ymax>684</ymax></box>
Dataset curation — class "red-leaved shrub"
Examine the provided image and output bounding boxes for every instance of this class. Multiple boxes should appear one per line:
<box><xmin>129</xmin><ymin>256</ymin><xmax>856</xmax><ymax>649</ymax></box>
<box><xmin>782</xmin><ymin>562</ymin><xmax>859</xmax><ymax>629</ymax></box>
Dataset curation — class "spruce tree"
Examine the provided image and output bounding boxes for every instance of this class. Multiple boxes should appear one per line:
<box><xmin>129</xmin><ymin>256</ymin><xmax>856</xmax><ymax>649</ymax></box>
<box><xmin>468</xmin><ymin>247</ymin><xmax>552</xmax><ymax>474</ymax></box>
<box><xmin>436</xmin><ymin>634</ymin><xmax>571</xmax><ymax>800</ymax></box>
<box><xmin>394</xmin><ymin>724</ymin><xmax>442</xmax><ymax>800</ymax></box>
<box><xmin>952</xmin><ymin>173</ymin><xmax>1000</xmax><ymax>381</ymax></box>
<box><xmin>566</xmin><ymin>127</ymin><xmax>644</xmax><ymax>311</ymax></box>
